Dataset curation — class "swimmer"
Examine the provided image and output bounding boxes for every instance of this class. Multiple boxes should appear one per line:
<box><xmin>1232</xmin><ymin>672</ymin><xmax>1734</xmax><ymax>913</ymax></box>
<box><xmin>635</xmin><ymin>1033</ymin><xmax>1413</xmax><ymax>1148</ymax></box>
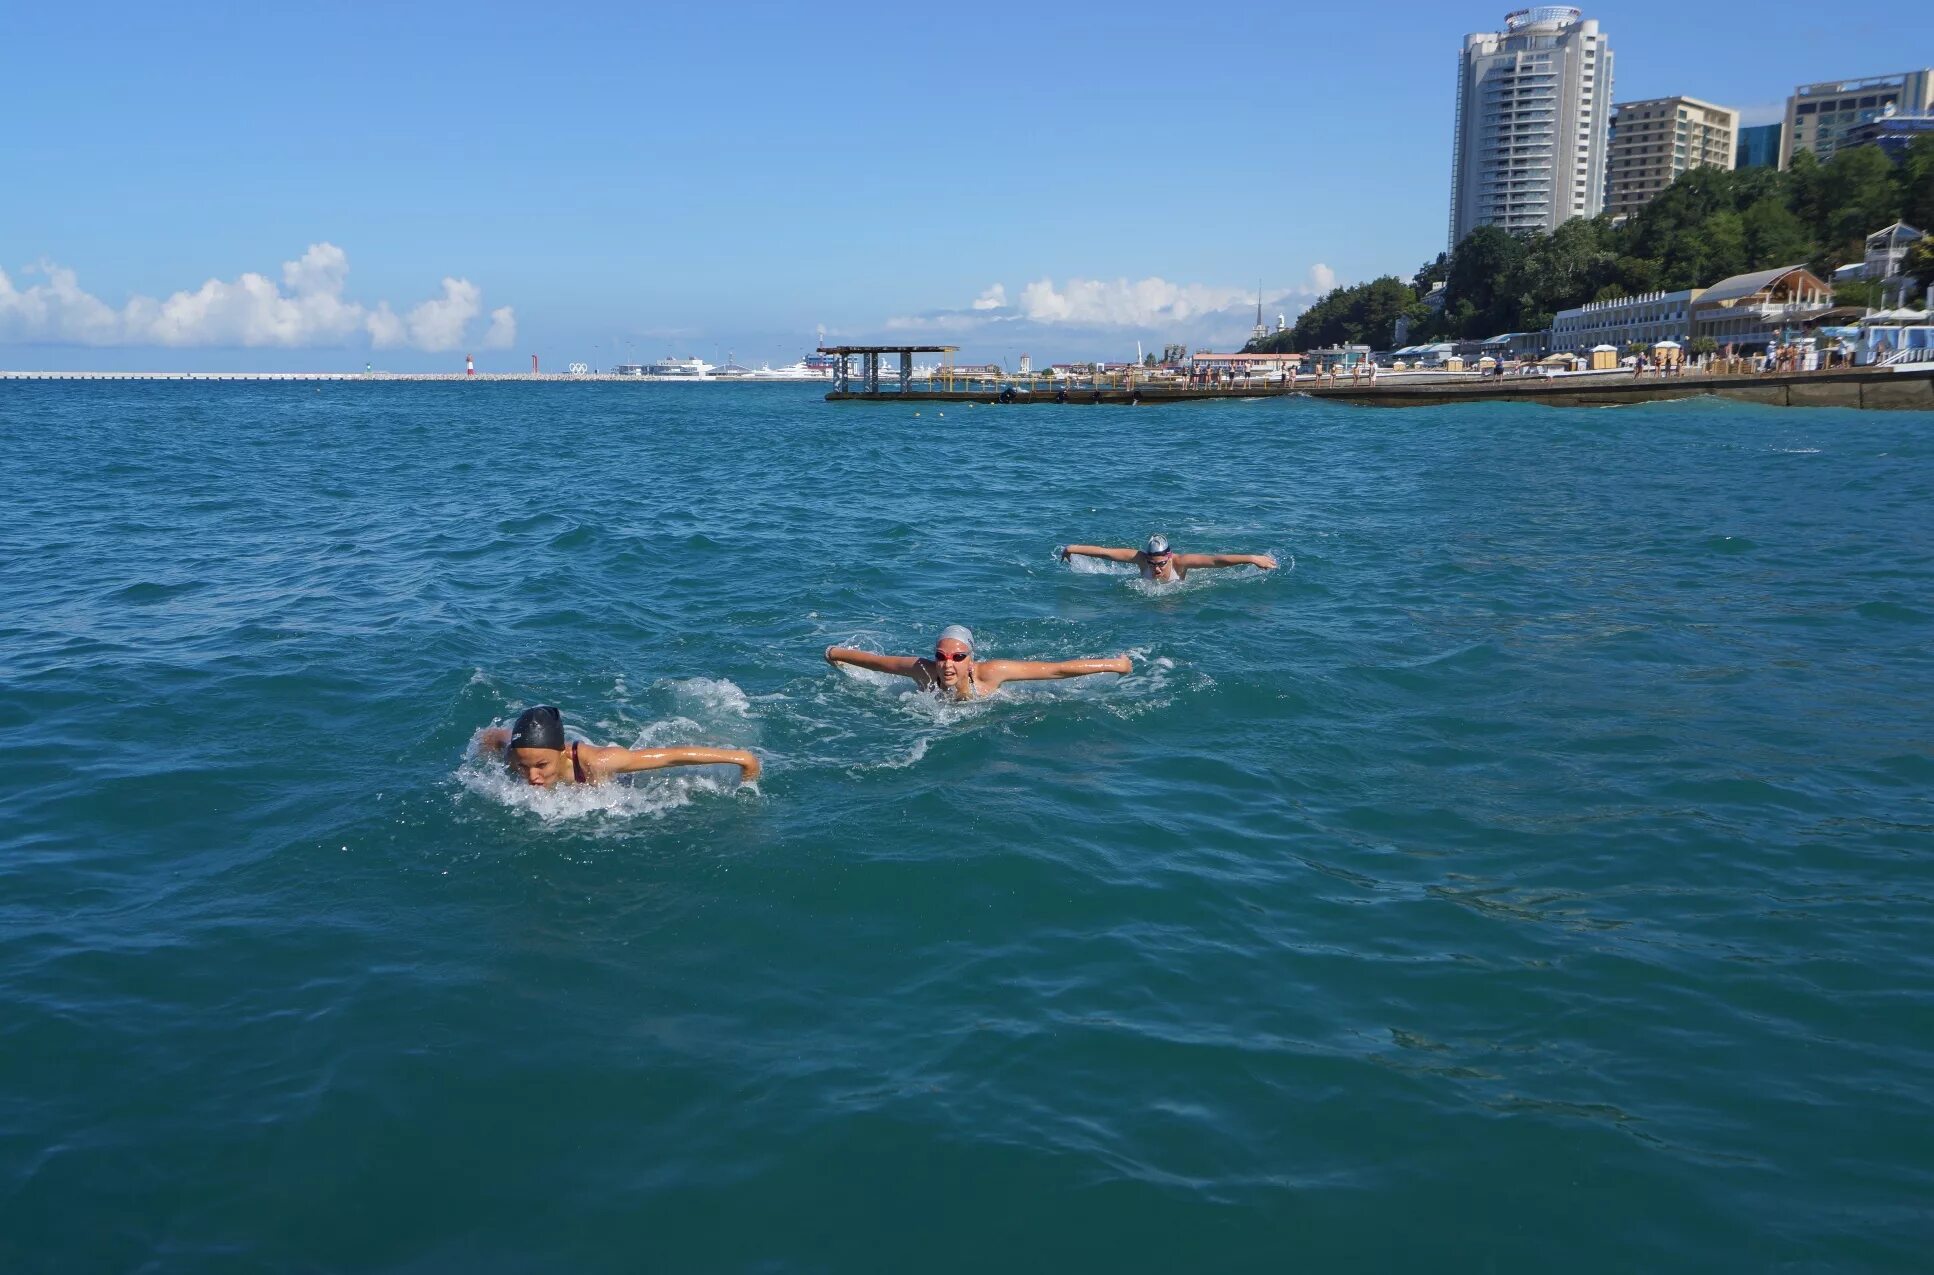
<box><xmin>473</xmin><ymin>705</ymin><xmax>760</xmax><ymax>788</ymax></box>
<box><xmin>1060</xmin><ymin>534</ymin><xmax>1278</xmax><ymax>583</ymax></box>
<box><xmin>824</xmin><ymin>625</ymin><xmax>1131</xmax><ymax>701</ymax></box>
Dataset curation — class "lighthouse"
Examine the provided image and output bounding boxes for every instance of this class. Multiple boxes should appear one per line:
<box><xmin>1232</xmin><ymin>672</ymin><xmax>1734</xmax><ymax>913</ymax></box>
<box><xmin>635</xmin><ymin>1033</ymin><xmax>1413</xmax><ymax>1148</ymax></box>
<box><xmin>465</xmin><ymin>353</ymin><xmax>475</xmax><ymax>377</ymax></box>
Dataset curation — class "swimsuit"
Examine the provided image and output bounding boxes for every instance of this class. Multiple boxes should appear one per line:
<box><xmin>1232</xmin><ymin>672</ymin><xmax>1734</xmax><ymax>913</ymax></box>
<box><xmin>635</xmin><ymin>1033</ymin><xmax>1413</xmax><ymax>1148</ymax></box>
<box><xmin>571</xmin><ymin>741</ymin><xmax>589</xmax><ymax>784</ymax></box>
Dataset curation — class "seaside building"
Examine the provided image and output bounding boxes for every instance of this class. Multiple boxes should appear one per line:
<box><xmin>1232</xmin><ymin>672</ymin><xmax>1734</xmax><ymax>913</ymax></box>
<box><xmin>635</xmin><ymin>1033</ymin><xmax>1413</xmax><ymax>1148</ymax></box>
<box><xmin>1832</xmin><ymin>222</ymin><xmax>1925</xmax><ymax>283</ymax></box>
<box><xmin>1189</xmin><ymin>352</ymin><xmax>1308</xmax><ymax>375</ymax></box>
<box><xmin>1780</xmin><ymin>71</ymin><xmax>1934</xmax><ymax>167</ymax></box>
<box><xmin>1605</xmin><ymin>97</ymin><xmax>1737</xmax><ymax>218</ymax></box>
<box><xmin>1690</xmin><ymin>265</ymin><xmax>1833</xmax><ymax>349</ymax></box>
<box><xmin>1736</xmin><ymin>122</ymin><xmax>1782</xmax><ymax>169</ymax></box>
<box><xmin>1477</xmin><ymin>331</ymin><xmax>1551</xmax><ymax>361</ymax></box>
<box><xmin>1448</xmin><ymin>7</ymin><xmax>1613</xmax><ymax>246</ymax></box>
<box><xmin>1550</xmin><ymin>289</ymin><xmax>1702</xmax><ymax>353</ymax></box>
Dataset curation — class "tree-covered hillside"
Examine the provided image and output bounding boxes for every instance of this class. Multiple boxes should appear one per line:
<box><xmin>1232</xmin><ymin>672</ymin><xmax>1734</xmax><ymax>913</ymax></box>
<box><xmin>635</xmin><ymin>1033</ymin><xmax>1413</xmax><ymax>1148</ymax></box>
<box><xmin>1245</xmin><ymin>137</ymin><xmax>1934</xmax><ymax>353</ymax></box>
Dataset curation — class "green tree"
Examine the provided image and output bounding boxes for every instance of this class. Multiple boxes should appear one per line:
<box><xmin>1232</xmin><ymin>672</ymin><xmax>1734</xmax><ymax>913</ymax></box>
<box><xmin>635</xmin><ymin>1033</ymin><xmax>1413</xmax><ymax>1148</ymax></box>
<box><xmin>1742</xmin><ymin>195</ymin><xmax>1815</xmax><ymax>268</ymax></box>
<box><xmin>1817</xmin><ymin>146</ymin><xmax>1903</xmax><ymax>260</ymax></box>
<box><xmin>1903</xmin><ymin>236</ymin><xmax>1934</xmax><ymax>290</ymax></box>
<box><xmin>1832</xmin><ymin>279</ymin><xmax>1884</xmax><ymax>309</ymax></box>
<box><xmin>1698</xmin><ymin>210</ymin><xmax>1750</xmax><ymax>285</ymax></box>
<box><xmin>1446</xmin><ymin>225</ymin><xmax>1529</xmax><ymax>336</ymax></box>
<box><xmin>1899</xmin><ymin>135</ymin><xmax>1934</xmax><ymax>232</ymax></box>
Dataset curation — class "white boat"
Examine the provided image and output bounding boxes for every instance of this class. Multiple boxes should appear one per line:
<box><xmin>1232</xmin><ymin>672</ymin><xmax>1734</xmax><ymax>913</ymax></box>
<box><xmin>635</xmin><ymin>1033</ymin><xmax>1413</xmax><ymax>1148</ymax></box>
<box><xmin>748</xmin><ymin>358</ymin><xmax>834</xmax><ymax>381</ymax></box>
<box><xmin>646</xmin><ymin>356</ymin><xmax>713</xmax><ymax>378</ymax></box>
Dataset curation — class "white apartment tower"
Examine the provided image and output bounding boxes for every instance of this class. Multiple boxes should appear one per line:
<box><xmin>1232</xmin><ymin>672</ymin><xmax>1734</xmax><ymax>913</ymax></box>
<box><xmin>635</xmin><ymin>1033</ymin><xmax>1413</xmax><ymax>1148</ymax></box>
<box><xmin>1449</xmin><ymin>7</ymin><xmax>1613</xmax><ymax>246</ymax></box>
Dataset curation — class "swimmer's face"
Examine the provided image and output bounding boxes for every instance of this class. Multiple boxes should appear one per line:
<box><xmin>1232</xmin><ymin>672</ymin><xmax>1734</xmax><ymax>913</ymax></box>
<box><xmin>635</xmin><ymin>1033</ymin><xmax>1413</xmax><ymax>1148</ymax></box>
<box><xmin>509</xmin><ymin>746</ymin><xmax>567</xmax><ymax>788</ymax></box>
<box><xmin>932</xmin><ymin>638</ymin><xmax>972</xmax><ymax>689</ymax></box>
<box><xmin>1146</xmin><ymin>551</ymin><xmax>1175</xmax><ymax>574</ymax></box>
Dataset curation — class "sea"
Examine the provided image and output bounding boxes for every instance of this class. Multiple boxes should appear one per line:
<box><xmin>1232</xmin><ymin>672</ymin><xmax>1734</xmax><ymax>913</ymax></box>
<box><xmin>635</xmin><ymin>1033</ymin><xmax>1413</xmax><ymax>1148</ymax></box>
<box><xmin>2</xmin><ymin>379</ymin><xmax>1931</xmax><ymax>1273</ymax></box>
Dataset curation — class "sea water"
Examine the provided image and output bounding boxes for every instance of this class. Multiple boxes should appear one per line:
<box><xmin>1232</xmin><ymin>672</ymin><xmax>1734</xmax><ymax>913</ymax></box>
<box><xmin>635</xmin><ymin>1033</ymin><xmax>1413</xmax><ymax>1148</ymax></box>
<box><xmin>2</xmin><ymin>380</ymin><xmax>1931</xmax><ymax>1272</ymax></box>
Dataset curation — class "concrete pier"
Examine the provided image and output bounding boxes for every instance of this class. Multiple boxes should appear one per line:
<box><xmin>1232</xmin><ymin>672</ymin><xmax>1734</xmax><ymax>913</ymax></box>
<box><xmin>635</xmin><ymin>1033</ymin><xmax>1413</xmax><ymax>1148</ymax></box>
<box><xmin>825</xmin><ymin>366</ymin><xmax>1934</xmax><ymax>411</ymax></box>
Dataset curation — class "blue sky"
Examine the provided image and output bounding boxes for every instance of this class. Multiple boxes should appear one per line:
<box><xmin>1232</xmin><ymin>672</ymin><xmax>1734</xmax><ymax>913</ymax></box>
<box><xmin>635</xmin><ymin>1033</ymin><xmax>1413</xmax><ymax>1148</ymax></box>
<box><xmin>0</xmin><ymin>0</ymin><xmax>1907</xmax><ymax>369</ymax></box>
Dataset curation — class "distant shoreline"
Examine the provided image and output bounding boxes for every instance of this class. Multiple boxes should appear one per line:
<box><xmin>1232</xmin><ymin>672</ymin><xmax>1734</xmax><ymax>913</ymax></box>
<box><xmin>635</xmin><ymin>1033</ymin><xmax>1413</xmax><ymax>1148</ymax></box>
<box><xmin>0</xmin><ymin>371</ymin><xmax>833</xmax><ymax>383</ymax></box>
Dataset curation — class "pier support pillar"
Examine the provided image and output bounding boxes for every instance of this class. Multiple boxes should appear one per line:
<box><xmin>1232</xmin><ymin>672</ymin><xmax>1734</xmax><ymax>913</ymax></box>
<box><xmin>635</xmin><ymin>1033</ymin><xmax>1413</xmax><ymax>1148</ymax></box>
<box><xmin>864</xmin><ymin>352</ymin><xmax>880</xmax><ymax>393</ymax></box>
<box><xmin>899</xmin><ymin>351</ymin><xmax>911</xmax><ymax>392</ymax></box>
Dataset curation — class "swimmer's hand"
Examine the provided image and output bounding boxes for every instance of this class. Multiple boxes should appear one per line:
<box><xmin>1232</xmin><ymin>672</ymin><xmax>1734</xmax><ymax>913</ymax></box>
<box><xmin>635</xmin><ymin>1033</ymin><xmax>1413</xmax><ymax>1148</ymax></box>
<box><xmin>1254</xmin><ymin>554</ymin><xmax>1279</xmax><ymax>570</ymax></box>
<box><xmin>733</xmin><ymin>751</ymin><xmax>762</xmax><ymax>782</ymax></box>
<box><xmin>473</xmin><ymin>726</ymin><xmax>511</xmax><ymax>755</ymax></box>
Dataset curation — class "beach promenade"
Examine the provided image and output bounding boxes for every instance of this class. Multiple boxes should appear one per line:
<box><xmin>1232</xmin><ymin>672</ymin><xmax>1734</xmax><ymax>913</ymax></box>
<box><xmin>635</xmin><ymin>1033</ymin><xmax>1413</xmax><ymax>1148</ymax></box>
<box><xmin>826</xmin><ymin>364</ymin><xmax>1934</xmax><ymax>411</ymax></box>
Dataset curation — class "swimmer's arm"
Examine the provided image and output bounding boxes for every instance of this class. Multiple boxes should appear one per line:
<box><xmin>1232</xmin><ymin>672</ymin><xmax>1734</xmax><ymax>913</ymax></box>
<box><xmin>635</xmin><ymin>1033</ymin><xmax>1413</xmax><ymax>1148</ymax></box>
<box><xmin>824</xmin><ymin>646</ymin><xmax>924</xmax><ymax>679</ymax></box>
<box><xmin>473</xmin><ymin>727</ymin><xmax>511</xmax><ymax>755</ymax></box>
<box><xmin>589</xmin><ymin>745</ymin><xmax>762</xmax><ymax>781</ymax></box>
<box><xmin>979</xmin><ymin>656</ymin><xmax>1133</xmax><ymax>686</ymax></box>
<box><xmin>1175</xmin><ymin>553</ymin><xmax>1278</xmax><ymax>570</ymax></box>
<box><xmin>1060</xmin><ymin>545</ymin><xmax>1139</xmax><ymax>562</ymax></box>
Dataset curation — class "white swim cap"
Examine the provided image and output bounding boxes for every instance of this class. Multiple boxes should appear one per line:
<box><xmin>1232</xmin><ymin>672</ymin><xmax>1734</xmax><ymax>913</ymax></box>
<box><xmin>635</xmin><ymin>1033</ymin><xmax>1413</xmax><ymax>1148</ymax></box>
<box><xmin>1145</xmin><ymin>534</ymin><xmax>1171</xmax><ymax>555</ymax></box>
<box><xmin>937</xmin><ymin>624</ymin><xmax>975</xmax><ymax>651</ymax></box>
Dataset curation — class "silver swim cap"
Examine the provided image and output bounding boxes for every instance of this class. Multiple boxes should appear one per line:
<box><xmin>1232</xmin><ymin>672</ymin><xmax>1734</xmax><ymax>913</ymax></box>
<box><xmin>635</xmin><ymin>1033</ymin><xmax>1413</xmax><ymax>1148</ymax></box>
<box><xmin>937</xmin><ymin>624</ymin><xmax>975</xmax><ymax>651</ymax></box>
<box><xmin>1145</xmin><ymin>534</ymin><xmax>1171</xmax><ymax>555</ymax></box>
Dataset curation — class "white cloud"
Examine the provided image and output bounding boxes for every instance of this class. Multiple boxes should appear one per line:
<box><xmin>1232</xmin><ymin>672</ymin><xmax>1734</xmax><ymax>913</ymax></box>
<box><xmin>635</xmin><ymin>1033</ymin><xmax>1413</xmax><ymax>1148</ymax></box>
<box><xmin>881</xmin><ymin>271</ymin><xmax>1334</xmax><ymax>358</ymax></box>
<box><xmin>1010</xmin><ymin>276</ymin><xmax>1260</xmax><ymax>327</ymax></box>
<box><xmin>887</xmin><ymin>272</ymin><xmax>1325</xmax><ymax>333</ymax></box>
<box><xmin>0</xmin><ymin>244</ymin><xmax>512</xmax><ymax>351</ymax></box>
<box><xmin>365</xmin><ymin>303</ymin><xmax>407</xmax><ymax>348</ymax></box>
<box><xmin>401</xmin><ymin>278</ymin><xmax>482</xmax><ymax>352</ymax></box>
<box><xmin>481</xmin><ymin>305</ymin><xmax>517</xmax><ymax>350</ymax></box>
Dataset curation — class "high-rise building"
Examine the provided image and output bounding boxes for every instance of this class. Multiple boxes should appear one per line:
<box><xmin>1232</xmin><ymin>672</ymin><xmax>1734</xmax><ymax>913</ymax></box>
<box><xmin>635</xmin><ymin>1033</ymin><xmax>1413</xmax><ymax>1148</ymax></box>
<box><xmin>1605</xmin><ymin>96</ymin><xmax>1737</xmax><ymax>218</ymax></box>
<box><xmin>1780</xmin><ymin>70</ymin><xmax>1934</xmax><ymax>167</ymax></box>
<box><xmin>1736</xmin><ymin>122</ymin><xmax>1782</xmax><ymax>168</ymax></box>
<box><xmin>1449</xmin><ymin>7</ymin><xmax>1613</xmax><ymax>246</ymax></box>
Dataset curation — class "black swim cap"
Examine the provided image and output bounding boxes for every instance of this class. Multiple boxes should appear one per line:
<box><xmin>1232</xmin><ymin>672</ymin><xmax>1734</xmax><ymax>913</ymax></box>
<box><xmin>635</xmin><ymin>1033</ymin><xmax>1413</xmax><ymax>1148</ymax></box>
<box><xmin>508</xmin><ymin>705</ymin><xmax>566</xmax><ymax>751</ymax></box>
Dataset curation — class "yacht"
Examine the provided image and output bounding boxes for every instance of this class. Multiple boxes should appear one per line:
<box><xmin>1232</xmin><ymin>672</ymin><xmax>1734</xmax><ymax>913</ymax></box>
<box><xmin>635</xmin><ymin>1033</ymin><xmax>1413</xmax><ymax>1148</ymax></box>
<box><xmin>645</xmin><ymin>356</ymin><xmax>714</xmax><ymax>378</ymax></box>
<box><xmin>749</xmin><ymin>358</ymin><xmax>834</xmax><ymax>381</ymax></box>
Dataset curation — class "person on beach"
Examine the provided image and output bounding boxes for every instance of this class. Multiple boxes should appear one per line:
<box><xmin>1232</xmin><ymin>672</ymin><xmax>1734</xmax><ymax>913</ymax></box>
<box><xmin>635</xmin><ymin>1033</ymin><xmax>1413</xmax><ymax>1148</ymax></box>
<box><xmin>824</xmin><ymin>625</ymin><xmax>1132</xmax><ymax>702</ymax></box>
<box><xmin>474</xmin><ymin>705</ymin><xmax>760</xmax><ymax>788</ymax></box>
<box><xmin>1060</xmin><ymin>534</ymin><xmax>1278</xmax><ymax>583</ymax></box>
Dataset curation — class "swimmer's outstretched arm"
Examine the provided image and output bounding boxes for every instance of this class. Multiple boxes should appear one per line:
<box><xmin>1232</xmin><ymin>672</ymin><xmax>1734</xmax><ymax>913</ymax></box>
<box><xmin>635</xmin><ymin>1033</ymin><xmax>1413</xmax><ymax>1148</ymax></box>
<box><xmin>585</xmin><ymin>744</ymin><xmax>761</xmax><ymax>782</ymax></box>
<box><xmin>474</xmin><ymin>727</ymin><xmax>512</xmax><ymax>754</ymax></box>
<box><xmin>824</xmin><ymin>646</ymin><xmax>924</xmax><ymax>680</ymax></box>
<box><xmin>978</xmin><ymin>656</ymin><xmax>1133</xmax><ymax>688</ymax></box>
<box><xmin>1060</xmin><ymin>545</ymin><xmax>1139</xmax><ymax>562</ymax></box>
<box><xmin>1174</xmin><ymin>552</ymin><xmax>1278</xmax><ymax>570</ymax></box>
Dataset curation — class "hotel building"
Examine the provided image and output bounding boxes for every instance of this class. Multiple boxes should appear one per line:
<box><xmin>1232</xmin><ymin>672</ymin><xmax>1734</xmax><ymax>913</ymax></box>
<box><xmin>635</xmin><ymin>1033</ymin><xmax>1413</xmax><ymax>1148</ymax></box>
<box><xmin>1550</xmin><ymin>289</ymin><xmax>1702</xmax><ymax>353</ymax></box>
<box><xmin>1780</xmin><ymin>71</ymin><xmax>1934</xmax><ymax>167</ymax></box>
<box><xmin>1449</xmin><ymin>7</ymin><xmax>1613</xmax><ymax>245</ymax></box>
<box><xmin>1605</xmin><ymin>97</ymin><xmax>1737</xmax><ymax>218</ymax></box>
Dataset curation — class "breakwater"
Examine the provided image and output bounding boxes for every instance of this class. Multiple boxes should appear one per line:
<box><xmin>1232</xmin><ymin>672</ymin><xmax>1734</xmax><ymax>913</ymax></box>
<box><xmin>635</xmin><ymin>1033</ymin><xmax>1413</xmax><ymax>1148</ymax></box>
<box><xmin>0</xmin><ymin>370</ymin><xmax>833</xmax><ymax>384</ymax></box>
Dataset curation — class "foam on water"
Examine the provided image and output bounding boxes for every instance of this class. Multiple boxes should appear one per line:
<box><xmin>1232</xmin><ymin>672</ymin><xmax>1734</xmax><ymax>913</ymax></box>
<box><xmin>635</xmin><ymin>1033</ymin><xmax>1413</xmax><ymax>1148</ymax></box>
<box><xmin>453</xmin><ymin>750</ymin><xmax>748</xmax><ymax>824</ymax></box>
